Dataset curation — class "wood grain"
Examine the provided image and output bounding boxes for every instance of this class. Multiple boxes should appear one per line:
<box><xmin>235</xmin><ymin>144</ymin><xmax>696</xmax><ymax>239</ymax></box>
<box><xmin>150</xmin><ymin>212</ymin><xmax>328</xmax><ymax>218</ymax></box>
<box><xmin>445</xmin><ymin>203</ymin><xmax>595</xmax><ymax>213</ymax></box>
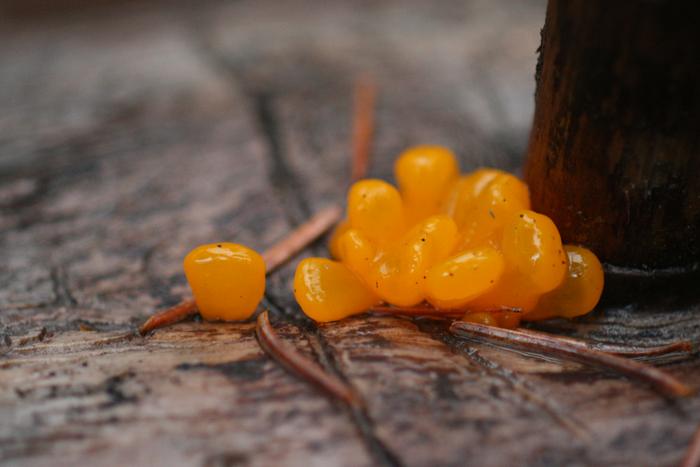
<box><xmin>2</xmin><ymin>1</ymin><xmax>700</xmax><ymax>466</ymax></box>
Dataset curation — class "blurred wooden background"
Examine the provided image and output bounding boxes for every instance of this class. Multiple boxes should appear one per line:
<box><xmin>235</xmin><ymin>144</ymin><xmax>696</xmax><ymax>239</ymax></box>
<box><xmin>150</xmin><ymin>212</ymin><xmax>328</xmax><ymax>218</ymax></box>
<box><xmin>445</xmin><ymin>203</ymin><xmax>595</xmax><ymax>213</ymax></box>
<box><xmin>1</xmin><ymin>1</ymin><xmax>699</xmax><ymax>466</ymax></box>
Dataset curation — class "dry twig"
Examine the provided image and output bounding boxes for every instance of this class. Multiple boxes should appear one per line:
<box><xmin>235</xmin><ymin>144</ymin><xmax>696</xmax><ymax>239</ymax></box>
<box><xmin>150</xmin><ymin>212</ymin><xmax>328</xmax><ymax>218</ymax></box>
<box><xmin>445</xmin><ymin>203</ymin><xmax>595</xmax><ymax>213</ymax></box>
<box><xmin>256</xmin><ymin>310</ymin><xmax>359</xmax><ymax>406</ymax></box>
<box><xmin>373</xmin><ymin>304</ymin><xmax>692</xmax><ymax>358</ymax></box>
<box><xmin>350</xmin><ymin>77</ymin><xmax>377</xmax><ymax>182</ymax></box>
<box><xmin>371</xmin><ymin>304</ymin><xmax>463</xmax><ymax>318</ymax></box>
<box><xmin>682</xmin><ymin>423</ymin><xmax>700</xmax><ymax>467</ymax></box>
<box><xmin>138</xmin><ymin>299</ymin><xmax>198</xmax><ymax>336</ymax></box>
<box><xmin>450</xmin><ymin>321</ymin><xmax>694</xmax><ymax>398</ymax></box>
<box><xmin>262</xmin><ymin>205</ymin><xmax>342</xmax><ymax>273</ymax></box>
<box><xmin>514</xmin><ymin>327</ymin><xmax>693</xmax><ymax>358</ymax></box>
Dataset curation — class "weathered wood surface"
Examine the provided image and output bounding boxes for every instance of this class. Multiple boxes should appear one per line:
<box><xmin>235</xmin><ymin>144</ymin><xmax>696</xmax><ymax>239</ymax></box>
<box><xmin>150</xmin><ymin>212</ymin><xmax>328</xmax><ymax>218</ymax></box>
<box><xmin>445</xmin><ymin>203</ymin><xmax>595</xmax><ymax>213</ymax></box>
<box><xmin>1</xmin><ymin>1</ymin><xmax>699</xmax><ymax>466</ymax></box>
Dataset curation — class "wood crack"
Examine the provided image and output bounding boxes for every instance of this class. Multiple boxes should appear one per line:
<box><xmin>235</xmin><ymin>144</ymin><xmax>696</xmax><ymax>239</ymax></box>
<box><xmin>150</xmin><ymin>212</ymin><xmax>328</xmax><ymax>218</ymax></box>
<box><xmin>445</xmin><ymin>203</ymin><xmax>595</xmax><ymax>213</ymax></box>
<box><xmin>190</xmin><ymin>29</ymin><xmax>313</xmax><ymax>226</ymax></box>
<box><xmin>251</xmin><ymin>91</ymin><xmax>311</xmax><ymax>222</ymax></box>
<box><xmin>263</xmin><ymin>298</ymin><xmax>402</xmax><ymax>467</ymax></box>
<box><xmin>412</xmin><ymin>318</ymin><xmax>592</xmax><ymax>442</ymax></box>
<box><xmin>50</xmin><ymin>265</ymin><xmax>77</xmax><ymax>308</ymax></box>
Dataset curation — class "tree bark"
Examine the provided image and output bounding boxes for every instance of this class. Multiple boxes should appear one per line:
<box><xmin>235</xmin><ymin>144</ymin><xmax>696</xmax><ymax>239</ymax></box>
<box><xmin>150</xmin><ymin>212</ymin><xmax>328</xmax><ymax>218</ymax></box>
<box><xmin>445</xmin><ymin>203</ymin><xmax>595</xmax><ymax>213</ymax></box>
<box><xmin>525</xmin><ymin>0</ymin><xmax>700</xmax><ymax>270</ymax></box>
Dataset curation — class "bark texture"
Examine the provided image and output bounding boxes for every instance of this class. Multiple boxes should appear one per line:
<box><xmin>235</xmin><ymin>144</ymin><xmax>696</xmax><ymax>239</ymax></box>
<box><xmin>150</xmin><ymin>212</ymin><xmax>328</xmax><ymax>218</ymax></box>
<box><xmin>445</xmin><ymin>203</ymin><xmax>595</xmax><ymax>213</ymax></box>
<box><xmin>525</xmin><ymin>0</ymin><xmax>700</xmax><ymax>269</ymax></box>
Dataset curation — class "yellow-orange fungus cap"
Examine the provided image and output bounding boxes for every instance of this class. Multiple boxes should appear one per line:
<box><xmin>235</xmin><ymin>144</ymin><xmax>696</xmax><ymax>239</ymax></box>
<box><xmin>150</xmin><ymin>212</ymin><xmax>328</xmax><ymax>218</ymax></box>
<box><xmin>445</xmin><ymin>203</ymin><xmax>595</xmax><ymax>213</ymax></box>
<box><xmin>294</xmin><ymin>258</ymin><xmax>380</xmax><ymax>322</ymax></box>
<box><xmin>184</xmin><ymin>243</ymin><xmax>265</xmax><ymax>321</ymax></box>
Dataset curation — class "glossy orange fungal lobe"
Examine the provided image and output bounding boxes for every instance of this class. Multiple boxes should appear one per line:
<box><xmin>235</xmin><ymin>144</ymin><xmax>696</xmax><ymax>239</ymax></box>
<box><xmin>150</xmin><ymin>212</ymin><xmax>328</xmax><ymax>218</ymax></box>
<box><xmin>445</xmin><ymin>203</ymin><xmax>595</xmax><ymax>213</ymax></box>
<box><xmin>395</xmin><ymin>146</ymin><xmax>459</xmax><ymax>224</ymax></box>
<box><xmin>337</xmin><ymin>228</ymin><xmax>376</xmax><ymax>279</ymax></box>
<box><xmin>462</xmin><ymin>311</ymin><xmax>498</xmax><ymax>326</ymax></box>
<box><xmin>294</xmin><ymin>258</ymin><xmax>380</xmax><ymax>322</ymax></box>
<box><xmin>524</xmin><ymin>245</ymin><xmax>604</xmax><ymax>321</ymax></box>
<box><xmin>453</xmin><ymin>172</ymin><xmax>530</xmax><ymax>251</ymax></box>
<box><xmin>491</xmin><ymin>309</ymin><xmax>522</xmax><ymax>329</ymax></box>
<box><xmin>402</xmin><ymin>214</ymin><xmax>460</xmax><ymax>268</ymax></box>
<box><xmin>443</xmin><ymin>168</ymin><xmax>504</xmax><ymax>228</ymax></box>
<box><xmin>467</xmin><ymin>271</ymin><xmax>541</xmax><ymax>313</ymax></box>
<box><xmin>462</xmin><ymin>308</ymin><xmax>522</xmax><ymax>328</ymax></box>
<box><xmin>348</xmin><ymin>179</ymin><xmax>404</xmax><ymax>244</ymax></box>
<box><xmin>328</xmin><ymin>219</ymin><xmax>351</xmax><ymax>260</ymax></box>
<box><xmin>501</xmin><ymin>210</ymin><xmax>567</xmax><ymax>293</ymax></box>
<box><xmin>463</xmin><ymin>173</ymin><xmax>530</xmax><ymax>233</ymax></box>
<box><xmin>369</xmin><ymin>250</ymin><xmax>424</xmax><ymax>307</ymax></box>
<box><xmin>478</xmin><ymin>173</ymin><xmax>531</xmax><ymax>221</ymax></box>
<box><xmin>370</xmin><ymin>215</ymin><xmax>458</xmax><ymax>307</ymax></box>
<box><xmin>184</xmin><ymin>243</ymin><xmax>265</xmax><ymax>321</ymax></box>
<box><xmin>425</xmin><ymin>247</ymin><xmax>504</xmax><ymax>310</ymax></box>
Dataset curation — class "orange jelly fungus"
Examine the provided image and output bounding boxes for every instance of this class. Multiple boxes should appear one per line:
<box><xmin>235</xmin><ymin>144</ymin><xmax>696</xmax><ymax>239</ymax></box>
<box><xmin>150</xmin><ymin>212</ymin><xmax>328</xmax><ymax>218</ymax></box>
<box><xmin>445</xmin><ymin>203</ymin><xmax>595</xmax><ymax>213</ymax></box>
<box><xmin>395</xmin><ymin>145</ymin><xmax>459</xmax><ymax>224</ymax></box>
<box><xmin>294</xmin><ymin>258</ymin><xmax>380</xmax><ymax>322</ymax></box>
<box><xmin>328</xmin><ymin>219</ymin><xmax>351</xmax><ymax>260</ymax></box>
<box><xmin>294</xmin><ymin>145</ymin><xmax>604</xmax><ymax>326</ymax></box>
<box><xmin>367</xmin><ymin>215</ymin><xmax>458</xmax><ymax>307</ymax></box>
<box><xmin>462</xmin><ymin>309</ymin><xmax>522</xmax><ymax>329</ymax></box>
<box><xmin>425</xmin><ymin>247</ymin><xmax>505</xmax><ymax>310</ymax></box>
<box><xmin>524</xmin><ymin>245</ymin><xmax>604</xmax><ymax>321</ymax></box>
<box><xmin>347</xmin><ymin>179</ymin><xmax>404</xmax><ymax>245</ymax></box>
<box><xmin>184</xmin><ymin>243</ymin><xmax>266</xmax><ymax>321</ymax></box>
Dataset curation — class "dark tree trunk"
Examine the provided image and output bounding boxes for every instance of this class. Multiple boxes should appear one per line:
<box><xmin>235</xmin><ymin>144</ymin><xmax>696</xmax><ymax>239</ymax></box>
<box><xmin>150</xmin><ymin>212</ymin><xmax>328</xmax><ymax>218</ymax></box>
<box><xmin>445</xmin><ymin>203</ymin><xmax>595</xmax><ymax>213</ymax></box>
<box><xmin>524</xmin><ymin>0</ymin><xmax>700</xmax><ymax>271</ymax></box>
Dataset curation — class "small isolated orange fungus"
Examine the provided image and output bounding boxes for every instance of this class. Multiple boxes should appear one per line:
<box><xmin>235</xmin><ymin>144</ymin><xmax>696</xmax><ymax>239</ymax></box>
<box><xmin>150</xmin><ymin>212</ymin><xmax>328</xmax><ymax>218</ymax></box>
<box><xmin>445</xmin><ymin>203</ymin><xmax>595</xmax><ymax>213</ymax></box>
<box><xmin>184</xmin><ymin>243</ymin><xmax>265</xmax><ymax>321</ymax></box>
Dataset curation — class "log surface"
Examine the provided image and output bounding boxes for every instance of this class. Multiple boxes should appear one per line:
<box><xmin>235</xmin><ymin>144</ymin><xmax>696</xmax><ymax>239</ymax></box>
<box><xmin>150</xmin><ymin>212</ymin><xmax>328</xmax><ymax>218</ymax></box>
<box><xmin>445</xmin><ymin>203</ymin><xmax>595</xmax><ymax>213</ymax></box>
<box><xmin>1</xmin><ymin>1</ymin><xmax>699</xmax><ymax>466</ymax></box>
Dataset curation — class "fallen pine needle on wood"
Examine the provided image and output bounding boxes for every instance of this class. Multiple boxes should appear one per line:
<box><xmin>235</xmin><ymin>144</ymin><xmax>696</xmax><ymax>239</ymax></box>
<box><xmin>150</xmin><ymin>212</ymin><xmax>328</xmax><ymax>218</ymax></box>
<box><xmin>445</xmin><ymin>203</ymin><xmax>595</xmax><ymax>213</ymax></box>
<box><xmin>682</xmin><ymin>423</ymin><xmax>700</xmax><ymax>467</ymax></box>
<box><xmin>371</xmin><ymin>304</ymin><xmax>463</xmax><ymax>318</ymax></box>
<box><xmin>138</xmin><ymin>205</ymin><xmax>342</xmax><ymax>335</ymax></box>
<box><xmin>256</xmin><ymin>310</ymin><xmax>359</xmax><ymax>406</ymax></box>
<box><xmin>262</xmin><ymin>205</ymin><xmax>342</xmax><ymax>273</ymax></box>
<box><xmin>373</xmin><ymin>304</ymin><xmax>693</xmax><ymax>359</ymax></box>
<box><xmin>350</xmin><ymin>76</ymin><xmax>377</xmax><ymax>182</ymax></box>
<box><xmin>449</xmin><ymin>321</ymin><xmax>694</xmax><ymax>398</ymax></box>
<box><xmin>138</xmin><ymin>299</ymin><xmax>198</xmax><ymax>336</ymax></box>
<box><xmin>514</xmin><ymin>327</ymin><xmax>693</xmax><ymax>359</ymax></box>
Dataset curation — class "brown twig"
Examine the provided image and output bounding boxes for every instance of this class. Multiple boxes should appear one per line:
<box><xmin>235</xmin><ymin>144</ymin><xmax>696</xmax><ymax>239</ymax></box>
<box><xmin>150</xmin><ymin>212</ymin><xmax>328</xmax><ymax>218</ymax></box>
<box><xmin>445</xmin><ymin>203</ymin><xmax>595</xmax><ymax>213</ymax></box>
<box><xmin>515</xmin><ymin>327</ymin><xmax>693</xmax><ymax>358</ymax></box>
<box><xmin>262</xmin><ymin>205</ymin><xmax>342</xmax><ymax>272</ymax></box>
<box><xmin>138</xmin><ymin>205</ymin><xmax>342</xmax><ymax>335</ymax></box>
<box><xmin>682</xmin><ymin>423</ymin><xmax>700</xmax><ymax>467</ymax></box>
<box><xmin>371</xmin><ymin>304</ymin><xmax>463</xmax><ymax>318</ymax></box>
<box><xmin>350</xmin><ymin>76</ymin><xmax>377</xmax><ymax>182</ymax></box>
<box><xmin>138</xmin><ymin>299</ymin><xmax>197</xmax><ymax>335</ymax></box>
<box><xmin>374</xmin><ymin>304</ymin><xmax>692</xmax><ymax>358</ymax></box>
<box><xmin>449</xmin><ymin>321</ymin><xmax>694</xmax><ymax>398</ymax></box>
<box><xmin>256</xmin><ymin>310</ymin><xmax>359</xmax><ymax>406</ymax></box>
